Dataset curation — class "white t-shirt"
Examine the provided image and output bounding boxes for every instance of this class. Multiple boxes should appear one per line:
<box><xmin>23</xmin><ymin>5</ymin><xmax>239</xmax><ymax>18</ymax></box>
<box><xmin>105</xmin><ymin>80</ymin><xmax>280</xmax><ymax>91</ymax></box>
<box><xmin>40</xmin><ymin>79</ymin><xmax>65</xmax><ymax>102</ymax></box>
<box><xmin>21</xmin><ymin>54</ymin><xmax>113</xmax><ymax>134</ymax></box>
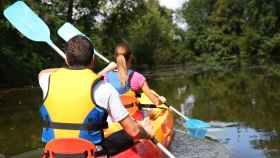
<box><xmin>39</xmin><ymin>72</ymin><xmax>128</xmax><ymax>122</ymax></box>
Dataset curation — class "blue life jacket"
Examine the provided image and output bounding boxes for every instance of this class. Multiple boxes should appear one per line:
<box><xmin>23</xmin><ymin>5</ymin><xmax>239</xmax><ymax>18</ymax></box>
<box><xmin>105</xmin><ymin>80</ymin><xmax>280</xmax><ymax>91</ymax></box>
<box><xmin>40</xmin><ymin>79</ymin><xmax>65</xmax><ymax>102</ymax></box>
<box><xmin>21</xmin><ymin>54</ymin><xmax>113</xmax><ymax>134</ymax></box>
<box><xmin>106</xmin><ymin>69</ymin><xmax>134</xmax><ymax>95</ymax></box>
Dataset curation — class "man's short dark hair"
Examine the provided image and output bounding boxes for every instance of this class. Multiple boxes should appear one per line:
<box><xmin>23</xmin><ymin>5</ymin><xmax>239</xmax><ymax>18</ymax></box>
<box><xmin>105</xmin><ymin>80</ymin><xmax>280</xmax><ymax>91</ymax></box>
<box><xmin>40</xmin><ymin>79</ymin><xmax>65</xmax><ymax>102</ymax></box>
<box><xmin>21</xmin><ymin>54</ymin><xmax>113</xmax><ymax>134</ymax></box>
<box><xmin>64</xmin><ymin>35</ymin><xmax>94</xmax><ymax>66</ymax></box>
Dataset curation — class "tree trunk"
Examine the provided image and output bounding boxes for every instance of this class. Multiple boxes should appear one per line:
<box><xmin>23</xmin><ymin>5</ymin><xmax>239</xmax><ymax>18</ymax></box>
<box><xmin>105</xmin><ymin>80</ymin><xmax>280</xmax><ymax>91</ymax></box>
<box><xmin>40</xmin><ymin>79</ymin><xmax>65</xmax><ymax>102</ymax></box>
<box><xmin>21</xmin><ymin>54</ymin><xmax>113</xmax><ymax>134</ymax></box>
<box><xmin>67</xmin><ymin>0</ymin><xmax>74</xmax><ymax>22</ymax></box>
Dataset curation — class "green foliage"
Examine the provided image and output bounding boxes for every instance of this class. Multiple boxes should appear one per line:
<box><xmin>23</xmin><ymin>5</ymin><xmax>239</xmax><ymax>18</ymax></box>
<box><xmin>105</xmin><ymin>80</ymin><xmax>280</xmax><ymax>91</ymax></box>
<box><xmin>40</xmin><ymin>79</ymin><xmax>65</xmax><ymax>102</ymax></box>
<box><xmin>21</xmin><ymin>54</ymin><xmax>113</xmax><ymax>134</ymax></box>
<box><xmin>2</xmin><ymin>0</ymin><xmax>280</xmax><ymax>86</ymax></box>
<box><xmin>127</xmin><ymin>0</ymin><xmax>175</xmax><ymax>65</ymax></box>
<box><xmin>180</xmin><ymin>0</ymin><xmax>280</xmax><ymax>66</ymax></box>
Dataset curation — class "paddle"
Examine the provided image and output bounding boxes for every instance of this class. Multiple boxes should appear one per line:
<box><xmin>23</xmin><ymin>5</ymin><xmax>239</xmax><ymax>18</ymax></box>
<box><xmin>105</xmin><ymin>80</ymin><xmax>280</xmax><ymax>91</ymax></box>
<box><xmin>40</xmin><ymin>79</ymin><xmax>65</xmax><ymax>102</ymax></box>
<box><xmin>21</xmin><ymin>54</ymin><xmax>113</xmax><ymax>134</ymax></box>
<box><xmin>151</xmin><ymin>138</ymin><xmax>175</xmax><ymax>158</ymax></box>
<box><xmin>145</xmin><ymin>91</ymin><xmax>210</xmax><ymax>138</ymax></box>
<box><xmin>3</xmin><ymin>1</ymin><xmax>66</xmax><ymax>59</ymax></box>
<box><xmin>167</xmin><ymin>102</ymin><xmax>210</xmax><ymax>138</ymax></box>
<box><xmin>150</xmin><ymin>91</ymin><xmax>210</xmax><ymax>129</ymax></box>
<box><xmin>58</xmin><ymin>22</ymin><xmax>110</xmax><ymax>63</ymax></box>
<box><xmin>139</xmin><ymin>104</ymin><xmax>167</xmax><ymax>109</ymax></box>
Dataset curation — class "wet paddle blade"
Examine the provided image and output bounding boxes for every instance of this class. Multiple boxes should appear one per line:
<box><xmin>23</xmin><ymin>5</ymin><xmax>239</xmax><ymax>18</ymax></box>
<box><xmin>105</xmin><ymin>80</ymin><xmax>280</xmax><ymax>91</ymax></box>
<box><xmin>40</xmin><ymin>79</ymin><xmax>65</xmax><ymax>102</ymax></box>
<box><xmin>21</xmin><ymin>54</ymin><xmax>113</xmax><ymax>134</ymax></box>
<box><xmin>3</xmin><ymin>1</ymin><xmax>51</xmax><ymax>42</ymax></box>
<box><xmin>185</xmin><ymin>119</ymin><xmax>210</xmax><ymax>139</ymax></box>
<box><xmin>186</xmin><ymin>119</ymin><xmax>210</xmax><ymax>129</ymax></box>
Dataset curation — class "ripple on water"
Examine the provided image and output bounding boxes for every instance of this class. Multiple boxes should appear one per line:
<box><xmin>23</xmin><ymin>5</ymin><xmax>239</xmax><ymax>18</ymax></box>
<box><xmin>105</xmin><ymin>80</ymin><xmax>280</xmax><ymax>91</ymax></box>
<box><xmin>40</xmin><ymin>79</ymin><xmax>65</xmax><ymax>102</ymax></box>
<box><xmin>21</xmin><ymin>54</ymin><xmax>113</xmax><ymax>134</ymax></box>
<box><xmin>171</xmin><ymin>130</ymin><xmax>232</xmax><ymax>158</ymax></box>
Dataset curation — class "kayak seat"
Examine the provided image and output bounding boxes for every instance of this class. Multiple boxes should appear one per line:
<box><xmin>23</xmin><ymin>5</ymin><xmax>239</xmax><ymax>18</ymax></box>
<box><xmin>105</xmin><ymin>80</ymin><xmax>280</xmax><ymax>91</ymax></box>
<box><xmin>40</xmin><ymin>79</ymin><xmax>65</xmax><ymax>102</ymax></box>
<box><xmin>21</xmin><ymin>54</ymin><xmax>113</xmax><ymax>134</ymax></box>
<box><xmin>41</xmin><ymin>138</ymin><xmax>96</xmax><ymax>158</ymax></box>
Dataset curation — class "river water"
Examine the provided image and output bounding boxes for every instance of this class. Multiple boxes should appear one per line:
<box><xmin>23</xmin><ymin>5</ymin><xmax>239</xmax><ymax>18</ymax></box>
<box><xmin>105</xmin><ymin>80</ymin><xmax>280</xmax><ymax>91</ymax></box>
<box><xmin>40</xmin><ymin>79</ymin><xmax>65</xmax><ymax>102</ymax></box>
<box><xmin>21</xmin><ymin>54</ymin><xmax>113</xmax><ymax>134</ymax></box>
<box><xmin>0</xmin><ymin>66</ymin><xmax>280</xmax><ymax>158</ymax></box>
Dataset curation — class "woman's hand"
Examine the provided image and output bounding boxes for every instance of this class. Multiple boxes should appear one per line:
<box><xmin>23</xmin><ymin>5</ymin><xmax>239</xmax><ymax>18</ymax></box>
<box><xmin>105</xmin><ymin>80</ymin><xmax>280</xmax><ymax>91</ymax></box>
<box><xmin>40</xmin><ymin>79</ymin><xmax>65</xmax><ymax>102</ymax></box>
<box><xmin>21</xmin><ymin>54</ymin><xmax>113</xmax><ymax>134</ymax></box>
<box><xmin>158</xmin><ymin>96</ymin><xmax>166</xmax><ymax>104</ymax></box>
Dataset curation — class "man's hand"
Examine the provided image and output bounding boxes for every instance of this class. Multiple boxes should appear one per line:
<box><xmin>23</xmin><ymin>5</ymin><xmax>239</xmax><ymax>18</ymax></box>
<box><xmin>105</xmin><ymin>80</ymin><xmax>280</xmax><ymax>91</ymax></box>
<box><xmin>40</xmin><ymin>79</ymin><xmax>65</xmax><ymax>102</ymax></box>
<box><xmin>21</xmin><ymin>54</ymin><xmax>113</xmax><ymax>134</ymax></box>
<box><xmin>119</xmin><ymin>115</ymin><xmax>152</xmax><ymax>142</ymax></box>
<box><xmin>137</xmin><ymin>117</ymin><xmax>155</xmax><ymax>138</ymax></box>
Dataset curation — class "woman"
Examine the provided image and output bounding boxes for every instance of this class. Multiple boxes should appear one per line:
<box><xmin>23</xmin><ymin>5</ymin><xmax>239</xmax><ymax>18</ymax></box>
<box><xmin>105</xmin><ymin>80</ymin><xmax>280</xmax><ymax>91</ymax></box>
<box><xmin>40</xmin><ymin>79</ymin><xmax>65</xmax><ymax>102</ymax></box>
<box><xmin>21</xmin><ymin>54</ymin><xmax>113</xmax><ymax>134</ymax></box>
<box><xmin>103</xmin><ymin>42</ymin><xmax>166</xmax><ymax>143</ymax></box>
<box><xmin>105</xmin><ymin>42</ymin><xmax>165</xmax><ymax>107</ymax></box>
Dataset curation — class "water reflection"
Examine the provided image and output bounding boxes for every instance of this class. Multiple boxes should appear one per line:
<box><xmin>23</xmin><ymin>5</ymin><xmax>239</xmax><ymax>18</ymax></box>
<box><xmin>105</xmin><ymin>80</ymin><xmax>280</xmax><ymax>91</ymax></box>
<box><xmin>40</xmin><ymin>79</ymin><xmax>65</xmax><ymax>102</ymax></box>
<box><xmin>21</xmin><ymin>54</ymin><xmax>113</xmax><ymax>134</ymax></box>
<box><xmin>0</xmin><ymin>67</ymin><xmax>280</xmax><ymax>157</ymax></box>
<box><xmin>217</xmin><ymin>126</ymin><xmax>276</xmax><ymax>158</ymax></box>
<box><xmin>0</xmin><ymin>88</ymin><xmax>43</xmax><ymax>156</ymax></box>
<box><xmin>148</xmin><ymin>67</ymin><xmax>280</xmax><ymax>158</ymax></box>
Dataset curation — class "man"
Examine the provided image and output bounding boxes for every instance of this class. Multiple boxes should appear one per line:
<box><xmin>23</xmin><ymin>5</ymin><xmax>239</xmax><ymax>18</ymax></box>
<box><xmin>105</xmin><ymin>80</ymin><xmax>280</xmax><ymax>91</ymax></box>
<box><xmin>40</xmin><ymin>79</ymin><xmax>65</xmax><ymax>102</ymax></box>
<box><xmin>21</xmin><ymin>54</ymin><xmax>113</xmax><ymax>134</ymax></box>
<box><xmin>38</xmin><ymin>35</ymin><xmax>151</xmax><ymax>155</ymax></box>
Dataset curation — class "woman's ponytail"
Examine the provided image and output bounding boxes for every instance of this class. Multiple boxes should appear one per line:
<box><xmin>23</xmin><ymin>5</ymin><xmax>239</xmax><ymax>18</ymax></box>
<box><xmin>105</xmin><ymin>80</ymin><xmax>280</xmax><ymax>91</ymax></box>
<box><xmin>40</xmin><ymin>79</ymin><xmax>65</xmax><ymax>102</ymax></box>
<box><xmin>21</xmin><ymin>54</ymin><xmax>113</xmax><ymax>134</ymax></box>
<box><xmin>116</xmin><ymin>54</ymin><xmax>128</xmax><ymax>86</ymax></box>
<box><xmin>114</xmin><ymin>42</ymin><xmax>132</xmax><ymax>86</ymax></box>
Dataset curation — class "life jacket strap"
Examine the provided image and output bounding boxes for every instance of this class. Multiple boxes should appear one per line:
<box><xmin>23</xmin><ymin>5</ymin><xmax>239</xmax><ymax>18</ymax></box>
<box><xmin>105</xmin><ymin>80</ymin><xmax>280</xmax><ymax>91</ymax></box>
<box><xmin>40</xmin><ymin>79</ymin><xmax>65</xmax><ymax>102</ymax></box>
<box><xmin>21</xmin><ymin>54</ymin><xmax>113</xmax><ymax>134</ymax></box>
<box><xmin>42</xmin><ymin>120</ymin><xmax>107</xmax><ymax>131</ymax></box>
<box><xmin>42</xmin><ymin>151</ymin><xmax>89</xmax><ymax>158</ymax></box>
<box><xmin>127</xmin><ymin>71</ymin><xmax>135</xmax><ymax>86</ymax></box>
<box><xmin>53</xmin><ymin>152</ymin><xmax>88</xmax><ymax>158</ymax></box>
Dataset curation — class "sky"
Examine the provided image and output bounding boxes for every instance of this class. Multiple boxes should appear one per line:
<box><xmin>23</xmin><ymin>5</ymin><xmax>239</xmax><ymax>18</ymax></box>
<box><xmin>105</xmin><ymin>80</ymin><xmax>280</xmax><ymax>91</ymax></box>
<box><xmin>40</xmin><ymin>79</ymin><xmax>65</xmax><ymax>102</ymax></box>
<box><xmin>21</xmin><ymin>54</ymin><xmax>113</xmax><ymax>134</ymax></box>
<box><xmin>159</xmin><ymin>0</ymin><xmax>188</xmax><ymax>30</ymax></box>
<box><xmin>159</xmin><ymin>0</ymin><xmax>186</xmax><ymax>10</ymax></box>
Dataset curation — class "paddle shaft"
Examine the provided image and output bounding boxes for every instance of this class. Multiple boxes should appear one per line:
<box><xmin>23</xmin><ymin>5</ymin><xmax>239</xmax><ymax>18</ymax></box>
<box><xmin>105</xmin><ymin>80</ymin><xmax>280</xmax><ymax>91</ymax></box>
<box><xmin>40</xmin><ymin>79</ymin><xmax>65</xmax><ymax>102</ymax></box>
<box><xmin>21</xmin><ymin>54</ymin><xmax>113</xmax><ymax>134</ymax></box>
<box><xmin>168</xmin><ymin>105</ymin><xmax>189</xmax><ymax>121</ymax></box>
<box><xmin>47</xmin><ymin>40</ymin><xmax>66</xmax><ymax>59</ymax></box>
<box><xmin>139</xmin><ymin>103</ymin><xmax>189</xmax><ymax>120</ymax></box>
<box><xmin>138</xmin><ymin>104</ymin><xmax>167</xmax><ymax>109</ymax></box>
<box><xmin>94</xmin><ymin>49</ymin><xmax>110</xmax><ymax>63</ymax></box>
<box><xmin>151</xmin><ymin>138</ymin><xmax>176</xmax><ymax>158</ymax></box>
<box><xmin>150</xmin><ymin>91</ymin><xmax>188</xmax><ymax>121</ymax></box>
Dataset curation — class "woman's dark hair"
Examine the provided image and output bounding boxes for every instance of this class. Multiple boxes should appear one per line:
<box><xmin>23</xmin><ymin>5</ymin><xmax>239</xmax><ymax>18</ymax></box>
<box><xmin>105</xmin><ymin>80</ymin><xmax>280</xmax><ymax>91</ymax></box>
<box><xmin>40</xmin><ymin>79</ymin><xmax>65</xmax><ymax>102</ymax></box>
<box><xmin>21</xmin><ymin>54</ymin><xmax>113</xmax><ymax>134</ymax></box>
<box><xmin>64</xmin><ymin>35</ymin><xmax>94</xmax><ymax>66</ymax></box>
<box><xmin>114</xmin><ymin>42</ymin><xmax>132</xmax><ymax>62</ymax></box>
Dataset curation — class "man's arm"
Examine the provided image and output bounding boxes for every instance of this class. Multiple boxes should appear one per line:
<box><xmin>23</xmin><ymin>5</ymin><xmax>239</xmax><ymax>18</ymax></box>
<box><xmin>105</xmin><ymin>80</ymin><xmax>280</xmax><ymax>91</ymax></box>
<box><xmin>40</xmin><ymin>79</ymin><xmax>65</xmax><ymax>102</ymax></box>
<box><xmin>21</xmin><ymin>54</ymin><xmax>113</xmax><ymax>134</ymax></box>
<box><xmin>97</xmin><ymin>62</ymin><xmax>117</xmax><ymax>77</ymax></box>
<box><xmin>118</xmin><ymin>116</ymin><xmax>151</xmax><ymax>142</ymax></box>
<box><xmin>102</xmin><ymin>82</ymin><xmax>152</xmax><ymax>141</ymax></box>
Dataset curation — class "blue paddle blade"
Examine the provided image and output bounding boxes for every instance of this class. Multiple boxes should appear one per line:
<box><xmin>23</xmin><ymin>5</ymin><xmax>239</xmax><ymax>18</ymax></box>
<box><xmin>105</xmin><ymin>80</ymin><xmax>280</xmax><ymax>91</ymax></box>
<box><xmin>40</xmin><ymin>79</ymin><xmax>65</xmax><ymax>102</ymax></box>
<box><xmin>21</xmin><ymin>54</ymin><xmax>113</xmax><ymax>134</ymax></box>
<box><xmin>185</xmin><ymin>119</ymin><xmax>210</xmax><ymax>139</ymax></box>
<box><xmin>58</xmin><ymin>23</ymin><xmax>85</xmax><ymax>42</ymax></box>
<box><xmin>186</xmin><ymin>118</ymin><xmax>210</xmax><ymax>129</ymax></box>
<box><xmin>3</xmin><ymin>1</ymin><xmax>51</xmax><ymax>42</ymax></box>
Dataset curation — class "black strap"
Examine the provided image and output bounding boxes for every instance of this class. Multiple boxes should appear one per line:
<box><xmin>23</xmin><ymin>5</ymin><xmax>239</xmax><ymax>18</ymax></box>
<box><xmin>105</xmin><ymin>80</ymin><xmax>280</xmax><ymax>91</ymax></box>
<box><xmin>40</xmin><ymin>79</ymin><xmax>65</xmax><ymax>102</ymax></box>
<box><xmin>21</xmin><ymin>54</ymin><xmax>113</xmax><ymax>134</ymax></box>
<box><xmin>138</xmin><ymin>104</ymin><xmax>167</xmax><ymax>109</ymax></box>
<box><xmin>42</xmin><ymin>151</ymin><xmax>89</xmax><ymax>158</ymax></box>
<box><xmin>127</xmin><ymin>71</ymin><xmax>135</xmax><ymax>87</ymax></box>
<box><xmin>123</xmin><ymin>103</ymin><xmax>134</xmax><ymax>108</ymax></box>
<box><xmin>42</xmin><ymin>120</ymin><xmax>104</xmax><ymax>131</ymax></box>
<box><xmin>54</xmin><ymin>152</ymin><xmax>88</xmax><ymax>158</ymax></box>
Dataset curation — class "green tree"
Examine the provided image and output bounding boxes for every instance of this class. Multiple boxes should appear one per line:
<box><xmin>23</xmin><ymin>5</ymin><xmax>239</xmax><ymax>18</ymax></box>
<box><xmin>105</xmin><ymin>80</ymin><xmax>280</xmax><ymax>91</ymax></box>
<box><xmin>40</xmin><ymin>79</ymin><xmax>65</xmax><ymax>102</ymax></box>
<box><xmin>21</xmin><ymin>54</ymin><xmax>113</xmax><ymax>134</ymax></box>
<box><xmin>180</xmin><ymin>0</ymin><xmax>280</xmax><ymax>66</ymax></box>
<box><xmin>127</xmin><ymin>0</ymin><xmax>177</xmax><ymax>65</ymax></box>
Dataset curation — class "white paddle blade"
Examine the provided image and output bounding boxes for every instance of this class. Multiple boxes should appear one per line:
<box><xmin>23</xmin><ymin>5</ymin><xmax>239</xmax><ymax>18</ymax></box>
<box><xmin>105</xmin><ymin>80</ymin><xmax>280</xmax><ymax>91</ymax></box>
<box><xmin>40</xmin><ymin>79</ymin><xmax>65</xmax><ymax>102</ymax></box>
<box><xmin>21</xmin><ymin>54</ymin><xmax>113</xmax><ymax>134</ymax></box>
<box><xmin>57</xmin><ymin>22</ymin><xmax>85</xmax><ymax>42</ymax></box>
<box><xmin>3</xmin><ymin>1</ymin><xmax>51</xmax><ymax>42</ymax></box>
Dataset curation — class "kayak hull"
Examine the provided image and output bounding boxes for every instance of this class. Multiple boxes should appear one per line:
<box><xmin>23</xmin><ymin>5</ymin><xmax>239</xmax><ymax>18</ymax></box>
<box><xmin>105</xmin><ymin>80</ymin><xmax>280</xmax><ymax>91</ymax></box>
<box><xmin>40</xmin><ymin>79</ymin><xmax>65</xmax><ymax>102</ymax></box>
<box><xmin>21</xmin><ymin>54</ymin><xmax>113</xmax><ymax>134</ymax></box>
<box><xmin>110</xmin><ymin>140</ymin><xmax>161</xmax><ymax>158</ymax></box>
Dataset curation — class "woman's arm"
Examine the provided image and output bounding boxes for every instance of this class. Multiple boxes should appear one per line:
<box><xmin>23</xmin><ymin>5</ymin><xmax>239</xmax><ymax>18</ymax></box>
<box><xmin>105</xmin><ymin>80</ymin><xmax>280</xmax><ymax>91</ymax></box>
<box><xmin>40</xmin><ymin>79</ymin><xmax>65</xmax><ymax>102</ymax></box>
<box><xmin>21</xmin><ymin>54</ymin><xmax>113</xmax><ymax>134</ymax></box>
<box><xmin>141</xmin><ymin>81</ymin><xmax>163</xmax><ymax>106</ymax></box>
